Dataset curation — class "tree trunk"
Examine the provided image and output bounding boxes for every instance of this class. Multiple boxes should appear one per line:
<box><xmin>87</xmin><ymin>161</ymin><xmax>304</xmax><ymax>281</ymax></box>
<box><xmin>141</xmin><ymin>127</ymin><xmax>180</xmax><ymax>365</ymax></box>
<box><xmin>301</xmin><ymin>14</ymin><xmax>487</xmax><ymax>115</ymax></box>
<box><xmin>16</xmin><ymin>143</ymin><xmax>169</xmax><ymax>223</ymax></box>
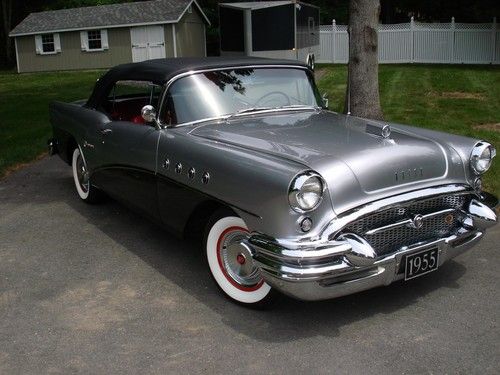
<box><xmin>344</xmin><ymin>0</ymin><xmax>383</xmax><ymax>120</ymax></box>
<box><xmin>1</xmin><ymin>0</ymin><xmax>13</xmax><ymax>66</ymax></box>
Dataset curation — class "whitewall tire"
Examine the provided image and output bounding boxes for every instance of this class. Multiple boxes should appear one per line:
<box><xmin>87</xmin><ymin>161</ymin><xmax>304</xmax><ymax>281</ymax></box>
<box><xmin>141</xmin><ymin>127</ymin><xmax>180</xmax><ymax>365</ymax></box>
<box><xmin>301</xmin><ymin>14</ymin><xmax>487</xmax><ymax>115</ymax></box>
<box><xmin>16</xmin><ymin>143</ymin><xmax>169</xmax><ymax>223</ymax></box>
<box><xmin>72</xmin><ymin>147</ymin><xmax>103</xmax><ymax>203</ymax></box>
<box><xmin>205</xmin><ymin>214</ymin><xmax>272</xmax><ymax>305</ymax></box>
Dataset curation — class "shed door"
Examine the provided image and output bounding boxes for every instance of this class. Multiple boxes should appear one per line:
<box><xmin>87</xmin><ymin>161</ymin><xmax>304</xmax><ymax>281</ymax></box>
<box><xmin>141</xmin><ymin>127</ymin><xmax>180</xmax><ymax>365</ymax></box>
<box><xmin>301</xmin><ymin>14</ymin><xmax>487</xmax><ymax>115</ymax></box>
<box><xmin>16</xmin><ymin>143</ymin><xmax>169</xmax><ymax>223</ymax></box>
<box><xmin>130</xmin><ymin>25</ymin><xmax>166</xmax><ymax>62</ymax></box>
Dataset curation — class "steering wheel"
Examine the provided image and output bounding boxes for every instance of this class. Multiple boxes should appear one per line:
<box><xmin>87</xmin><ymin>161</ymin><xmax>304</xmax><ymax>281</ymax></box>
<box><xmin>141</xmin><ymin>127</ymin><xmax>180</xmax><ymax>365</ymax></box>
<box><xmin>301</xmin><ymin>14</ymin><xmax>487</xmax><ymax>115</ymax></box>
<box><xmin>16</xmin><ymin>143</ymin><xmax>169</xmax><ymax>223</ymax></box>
<box><xmin>255</xmin><ymin>91</ymin><xmax>291</xmax><ymax>107</ymax></box>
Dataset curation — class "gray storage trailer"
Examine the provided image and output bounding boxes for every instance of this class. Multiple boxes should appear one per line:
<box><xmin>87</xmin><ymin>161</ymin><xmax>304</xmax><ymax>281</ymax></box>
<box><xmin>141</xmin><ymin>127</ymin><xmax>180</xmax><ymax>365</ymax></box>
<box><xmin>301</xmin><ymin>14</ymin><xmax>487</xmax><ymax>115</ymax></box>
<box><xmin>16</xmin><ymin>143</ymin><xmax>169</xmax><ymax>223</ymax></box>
<box><xmin>219</xmin><ymin>1</ymin><xmax>320</xmax><ymax>68</ymax></box>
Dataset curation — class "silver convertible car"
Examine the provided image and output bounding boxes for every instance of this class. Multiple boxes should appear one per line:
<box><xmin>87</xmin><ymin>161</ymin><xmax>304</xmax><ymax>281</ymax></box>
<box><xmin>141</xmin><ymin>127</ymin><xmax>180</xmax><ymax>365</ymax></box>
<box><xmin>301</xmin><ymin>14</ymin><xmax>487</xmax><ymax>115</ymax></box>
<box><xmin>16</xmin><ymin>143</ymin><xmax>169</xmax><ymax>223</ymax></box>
<box><xmin>49</xmin><ymin>57</ymin><xmax>497</xmax><ymax>306</ymax></box>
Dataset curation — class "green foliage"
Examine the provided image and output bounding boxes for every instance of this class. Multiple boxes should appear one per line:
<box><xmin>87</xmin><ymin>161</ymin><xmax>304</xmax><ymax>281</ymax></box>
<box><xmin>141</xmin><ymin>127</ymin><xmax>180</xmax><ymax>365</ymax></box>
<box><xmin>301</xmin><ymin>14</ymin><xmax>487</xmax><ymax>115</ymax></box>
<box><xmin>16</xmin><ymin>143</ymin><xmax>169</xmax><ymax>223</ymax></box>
<box><xmin>381</xmin><ymin>0</ymin><xmax>499</xmax><ymax>23</ymax></box>
<box><xmin>317</xmin><ymin>64</ymin><xmax>500</xmax><ymax>195</ymax></box>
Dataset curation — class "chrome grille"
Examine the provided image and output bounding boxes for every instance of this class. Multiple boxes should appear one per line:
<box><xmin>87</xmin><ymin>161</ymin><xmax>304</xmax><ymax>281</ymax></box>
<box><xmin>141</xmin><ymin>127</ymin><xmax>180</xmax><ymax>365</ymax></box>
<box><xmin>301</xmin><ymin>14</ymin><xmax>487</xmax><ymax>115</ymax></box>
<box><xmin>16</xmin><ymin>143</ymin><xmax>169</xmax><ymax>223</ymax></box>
<box><xmin>343</xmin><ymin>194</ymin><xmax>469</xmax><ymax>256</ymax></box>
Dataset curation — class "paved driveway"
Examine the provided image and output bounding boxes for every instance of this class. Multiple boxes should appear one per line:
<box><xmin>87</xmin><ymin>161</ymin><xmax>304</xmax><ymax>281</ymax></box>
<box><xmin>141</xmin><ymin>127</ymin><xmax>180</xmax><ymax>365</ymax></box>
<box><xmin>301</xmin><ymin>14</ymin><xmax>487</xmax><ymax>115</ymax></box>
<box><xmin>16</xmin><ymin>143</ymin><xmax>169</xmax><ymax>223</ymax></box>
<box><xmin>1</xmin><ymin>157</ymin><xmax>499</xmax><ymax>374</ymax></box>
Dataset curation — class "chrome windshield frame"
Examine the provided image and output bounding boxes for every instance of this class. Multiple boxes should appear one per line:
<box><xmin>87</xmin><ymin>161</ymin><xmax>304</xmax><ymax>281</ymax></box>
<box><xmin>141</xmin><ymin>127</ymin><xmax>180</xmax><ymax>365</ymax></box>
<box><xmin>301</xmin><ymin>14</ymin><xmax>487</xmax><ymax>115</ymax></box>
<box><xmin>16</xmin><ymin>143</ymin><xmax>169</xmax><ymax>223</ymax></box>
<box><xmin>157</xmin><ymin>65</ymin><xmax>318</xmax><ymax>129</ymax></box>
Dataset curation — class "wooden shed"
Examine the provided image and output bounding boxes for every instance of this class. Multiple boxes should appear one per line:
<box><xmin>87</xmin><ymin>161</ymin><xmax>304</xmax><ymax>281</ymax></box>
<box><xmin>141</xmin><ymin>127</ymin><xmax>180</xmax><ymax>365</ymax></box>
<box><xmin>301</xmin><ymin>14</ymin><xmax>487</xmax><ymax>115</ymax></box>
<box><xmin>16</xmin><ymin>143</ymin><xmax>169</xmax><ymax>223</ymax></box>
<box><xmin>219</xmin><ymin>1</ymin><xmax>320</xmax><ymax>68</ymax></box>
<box><xmin>9</xmin><ymin>0</ymin><xmax>210</xmax><ymax>73</ymax></box>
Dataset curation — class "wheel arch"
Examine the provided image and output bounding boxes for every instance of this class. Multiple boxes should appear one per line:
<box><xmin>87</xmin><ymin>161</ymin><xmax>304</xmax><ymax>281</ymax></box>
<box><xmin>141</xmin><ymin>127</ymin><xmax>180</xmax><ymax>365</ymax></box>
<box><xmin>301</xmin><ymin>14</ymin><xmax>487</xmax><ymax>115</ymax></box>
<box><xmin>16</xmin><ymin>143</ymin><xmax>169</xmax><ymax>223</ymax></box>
<box><xmin>65</xmin><ymin>136</ymin><xmax>78</xmax><ymax>165</ymax></box>
<box><xmin>183</xmin><ymin>199</ymin><xmax>236</xmax><ymax>242</ymax></box>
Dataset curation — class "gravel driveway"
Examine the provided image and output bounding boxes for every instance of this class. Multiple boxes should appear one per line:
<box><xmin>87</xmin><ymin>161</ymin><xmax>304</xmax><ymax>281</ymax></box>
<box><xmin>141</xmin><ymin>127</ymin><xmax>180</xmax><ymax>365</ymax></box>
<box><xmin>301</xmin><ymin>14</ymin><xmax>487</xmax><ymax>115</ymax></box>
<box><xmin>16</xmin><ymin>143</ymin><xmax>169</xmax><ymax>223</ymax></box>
<box><xmin>1</xmin><ymin>157</ymin><xmax>499</xmax><ymax>374</ymax></box>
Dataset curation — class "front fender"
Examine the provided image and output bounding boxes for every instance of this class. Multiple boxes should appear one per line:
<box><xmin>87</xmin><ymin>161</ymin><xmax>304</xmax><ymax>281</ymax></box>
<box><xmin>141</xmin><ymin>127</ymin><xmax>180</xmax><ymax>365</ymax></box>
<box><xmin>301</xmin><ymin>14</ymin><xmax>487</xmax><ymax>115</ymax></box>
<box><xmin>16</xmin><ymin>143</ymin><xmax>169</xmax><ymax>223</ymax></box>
<box><xmin>156</xmin><ymin>128</ymin><xmax>334</xmax><ymax>239</ymax></box>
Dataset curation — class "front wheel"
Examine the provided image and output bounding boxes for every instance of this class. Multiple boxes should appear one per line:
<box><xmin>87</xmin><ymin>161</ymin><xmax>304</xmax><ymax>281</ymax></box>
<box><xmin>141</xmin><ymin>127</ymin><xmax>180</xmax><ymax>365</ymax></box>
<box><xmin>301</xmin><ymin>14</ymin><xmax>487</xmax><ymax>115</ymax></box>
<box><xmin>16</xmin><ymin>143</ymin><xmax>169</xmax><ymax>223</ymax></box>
<box><xmin>72</xmin><ymin>147</ymin><xmax>104</xmax><ymax>203</ymax></box>
<box><xmin>204</xmin><ymin>211</ymin><xmax>272</xmax><ymax>306</ymax></box>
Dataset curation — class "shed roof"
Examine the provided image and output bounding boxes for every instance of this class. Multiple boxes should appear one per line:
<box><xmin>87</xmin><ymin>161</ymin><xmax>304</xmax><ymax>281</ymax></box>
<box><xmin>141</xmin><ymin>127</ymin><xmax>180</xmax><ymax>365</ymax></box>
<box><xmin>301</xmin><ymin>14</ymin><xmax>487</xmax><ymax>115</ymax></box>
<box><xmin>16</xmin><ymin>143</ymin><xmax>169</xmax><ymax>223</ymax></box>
<box><xmin>10</xmin><ymin>0</ymin><xmax>209</xmax><ymax>37</ymax></box>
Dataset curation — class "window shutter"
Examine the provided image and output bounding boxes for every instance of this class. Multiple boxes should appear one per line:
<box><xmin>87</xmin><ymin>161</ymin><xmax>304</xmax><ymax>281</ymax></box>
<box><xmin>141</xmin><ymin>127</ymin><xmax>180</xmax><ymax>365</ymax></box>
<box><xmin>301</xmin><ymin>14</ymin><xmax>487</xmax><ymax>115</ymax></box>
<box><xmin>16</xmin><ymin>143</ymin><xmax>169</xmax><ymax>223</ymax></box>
<box><xmin>54</xmin><ymin>33</ymin><xmax>61</xmax><ymax>52</ymax></box>
<box><xmin>101</xmin><ymin>29</ymin><xmax>109</xmax><ymax>50</ymax></box>
<box><xmin>80</xmin><ymin>31</ymin><xmax>89</xmax><ymax>51</ymax></box>
<box><xmin>35</xmin><ymin>35</ymin><xmax>42</xmax><ymax>54</ymax></box>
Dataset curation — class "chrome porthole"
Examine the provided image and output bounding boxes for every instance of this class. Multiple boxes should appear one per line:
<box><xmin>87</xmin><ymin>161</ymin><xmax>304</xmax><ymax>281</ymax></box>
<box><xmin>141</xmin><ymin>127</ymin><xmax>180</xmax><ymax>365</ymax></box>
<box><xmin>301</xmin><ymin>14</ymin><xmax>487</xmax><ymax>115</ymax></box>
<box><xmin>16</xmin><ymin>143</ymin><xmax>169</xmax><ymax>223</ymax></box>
<box><xmin>202</xmin><ymin>172</ymin><xmax>210</xmax><ymax>184</ymax></box>
<box><xmin>163</xmin><ymin>158</ymin><xmax>170</xmax><ymax>169</ymax></box>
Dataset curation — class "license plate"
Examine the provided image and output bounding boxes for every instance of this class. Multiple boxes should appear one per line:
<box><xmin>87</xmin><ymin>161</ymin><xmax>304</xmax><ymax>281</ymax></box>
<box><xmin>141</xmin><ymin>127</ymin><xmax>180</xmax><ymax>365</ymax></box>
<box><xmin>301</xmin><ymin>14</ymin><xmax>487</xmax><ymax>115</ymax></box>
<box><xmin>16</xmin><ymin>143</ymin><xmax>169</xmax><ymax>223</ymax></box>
<box><xmin>404</xmin><ymin>247</ymin><xmax>439</xmax><ymax>280</ymax></box>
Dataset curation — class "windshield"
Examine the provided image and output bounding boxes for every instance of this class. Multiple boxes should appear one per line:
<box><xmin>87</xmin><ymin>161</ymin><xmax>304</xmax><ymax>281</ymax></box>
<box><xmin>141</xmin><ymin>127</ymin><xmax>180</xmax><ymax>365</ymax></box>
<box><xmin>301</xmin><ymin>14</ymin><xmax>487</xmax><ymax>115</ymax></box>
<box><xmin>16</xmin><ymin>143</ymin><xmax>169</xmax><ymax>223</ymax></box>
<box><xmin>161</xmin><ymin>68</ymin><xmax>323</xmax><ymax>125</ymax></box>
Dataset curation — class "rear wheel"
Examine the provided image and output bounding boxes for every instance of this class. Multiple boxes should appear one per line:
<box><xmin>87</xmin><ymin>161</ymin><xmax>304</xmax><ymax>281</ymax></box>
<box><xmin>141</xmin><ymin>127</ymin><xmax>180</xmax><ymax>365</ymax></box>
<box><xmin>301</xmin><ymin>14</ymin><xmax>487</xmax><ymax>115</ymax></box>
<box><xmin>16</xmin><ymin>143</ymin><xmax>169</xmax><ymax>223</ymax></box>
<box><xmin>204</xmin><ymin>211</ymin><xmax>272</xmax><ymax>306</ymax></box>
<box><xmin>72</xmin><ymin>147</ymin><xmax>103</xmax><ymax>203</ymax></box>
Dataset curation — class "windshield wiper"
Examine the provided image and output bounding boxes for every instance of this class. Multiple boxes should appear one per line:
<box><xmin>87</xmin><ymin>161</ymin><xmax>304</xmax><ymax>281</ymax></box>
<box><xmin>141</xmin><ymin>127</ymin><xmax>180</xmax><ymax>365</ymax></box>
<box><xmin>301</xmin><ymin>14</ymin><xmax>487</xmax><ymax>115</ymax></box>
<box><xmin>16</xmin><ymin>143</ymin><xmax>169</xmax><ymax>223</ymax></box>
<box><xmin>224</xmin><ymin>104</ymin><xmax>320</xmax><ymax>123</ymax></box>
<box><xmin>225</xmin><ymin>106</ymin><xmax>272</xmax><ymax>122</ymax></box>
<box><xmin>276</xmin><ymin>104</ymin><xmax>322</xmax><ymax>110</ymax></box>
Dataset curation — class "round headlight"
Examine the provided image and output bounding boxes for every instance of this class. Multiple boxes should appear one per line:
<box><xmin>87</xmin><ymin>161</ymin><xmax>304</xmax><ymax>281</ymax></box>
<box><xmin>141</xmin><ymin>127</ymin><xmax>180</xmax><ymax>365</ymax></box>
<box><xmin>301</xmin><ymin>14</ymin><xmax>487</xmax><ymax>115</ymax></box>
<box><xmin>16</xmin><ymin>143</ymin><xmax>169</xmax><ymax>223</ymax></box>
<box><xmin>289</xmin><ymin>172</ymin><xmax>324</xmax><ymax>212</ymax></box>
<box><xmin>470</xmin><ymin>142</ymin><xmax>496</xmax><ymax>174</ymax></box>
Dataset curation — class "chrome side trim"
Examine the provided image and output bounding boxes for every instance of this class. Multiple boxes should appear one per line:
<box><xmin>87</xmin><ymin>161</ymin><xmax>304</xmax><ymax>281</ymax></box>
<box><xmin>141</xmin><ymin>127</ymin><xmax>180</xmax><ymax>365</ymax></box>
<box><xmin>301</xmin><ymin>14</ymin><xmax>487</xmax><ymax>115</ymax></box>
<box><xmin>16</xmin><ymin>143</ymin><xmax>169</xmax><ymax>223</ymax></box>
<box><xmin>365</xmin><ymin>208</ymin><xmax>456</xmax><ymax>235</ymax></box>
<box><xmin>157</xmin><ymin>64</ymin><xmax>312</xmax><ymax>128</ymax></box>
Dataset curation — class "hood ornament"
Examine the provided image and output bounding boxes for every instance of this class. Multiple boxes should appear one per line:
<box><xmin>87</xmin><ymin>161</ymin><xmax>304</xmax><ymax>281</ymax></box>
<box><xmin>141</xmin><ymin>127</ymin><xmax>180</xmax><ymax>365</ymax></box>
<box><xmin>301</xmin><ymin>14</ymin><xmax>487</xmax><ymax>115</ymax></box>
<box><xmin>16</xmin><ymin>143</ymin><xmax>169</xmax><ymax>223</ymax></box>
<box><xmin>366</xmin><ymin>124</ymin><xmax>391</xmax><ymax>139</ymax></box>
<box><xmin>381</xmin><ymin>125</ymin><xmax>391</xmax><ymax>138</ymax></box>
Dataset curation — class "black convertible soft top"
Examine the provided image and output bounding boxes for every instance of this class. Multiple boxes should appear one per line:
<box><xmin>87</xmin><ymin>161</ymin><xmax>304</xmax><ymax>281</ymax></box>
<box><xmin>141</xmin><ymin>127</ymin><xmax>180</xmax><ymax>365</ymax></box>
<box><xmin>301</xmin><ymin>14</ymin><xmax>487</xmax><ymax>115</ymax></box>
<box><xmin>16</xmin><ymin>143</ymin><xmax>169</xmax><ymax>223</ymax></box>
<box><xmin>86</xmin><ymin>57</ymin><xmax>309</xmax><ymax>108</ymax></box>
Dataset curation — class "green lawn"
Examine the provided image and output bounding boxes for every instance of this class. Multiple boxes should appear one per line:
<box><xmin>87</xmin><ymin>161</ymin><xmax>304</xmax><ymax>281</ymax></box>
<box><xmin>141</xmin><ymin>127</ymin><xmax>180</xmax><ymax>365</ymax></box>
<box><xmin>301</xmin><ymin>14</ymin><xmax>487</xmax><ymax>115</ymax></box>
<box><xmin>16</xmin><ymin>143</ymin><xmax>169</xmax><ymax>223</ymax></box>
<box><xmin>317</xmin><ymin>64</ymin><xmax>500</xmax><ymax>195</ymax></box>
<box><xmin>0</xmin><ymin>65</ymin><xmax>499</xmax><ymax>195</ymax></box>
<box><xmin>0</xmin><ymin>69</ymin><xmax>103</xmax><ymax>177</ymax></box>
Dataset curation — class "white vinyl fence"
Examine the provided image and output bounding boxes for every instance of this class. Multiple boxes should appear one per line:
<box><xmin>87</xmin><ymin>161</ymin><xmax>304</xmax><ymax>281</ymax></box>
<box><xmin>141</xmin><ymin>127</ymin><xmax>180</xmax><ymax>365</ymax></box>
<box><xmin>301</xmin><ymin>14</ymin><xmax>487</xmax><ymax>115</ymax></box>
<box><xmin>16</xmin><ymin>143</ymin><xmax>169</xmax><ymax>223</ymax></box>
<box><xmin>318</xmin><ymin>17</ymin><xmax>500</xmax><ymax>64</ymax></box>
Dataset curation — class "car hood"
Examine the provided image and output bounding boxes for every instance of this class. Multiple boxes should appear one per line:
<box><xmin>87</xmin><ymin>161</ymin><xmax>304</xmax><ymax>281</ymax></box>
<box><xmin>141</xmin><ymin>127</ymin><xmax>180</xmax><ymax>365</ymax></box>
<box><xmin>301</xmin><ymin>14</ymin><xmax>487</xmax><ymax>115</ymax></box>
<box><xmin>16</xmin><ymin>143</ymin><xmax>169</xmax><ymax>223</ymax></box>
<box><xmin>189</xmin><ymin>110</ymin><xmax>467</xmax><ymax>214</ymax></box>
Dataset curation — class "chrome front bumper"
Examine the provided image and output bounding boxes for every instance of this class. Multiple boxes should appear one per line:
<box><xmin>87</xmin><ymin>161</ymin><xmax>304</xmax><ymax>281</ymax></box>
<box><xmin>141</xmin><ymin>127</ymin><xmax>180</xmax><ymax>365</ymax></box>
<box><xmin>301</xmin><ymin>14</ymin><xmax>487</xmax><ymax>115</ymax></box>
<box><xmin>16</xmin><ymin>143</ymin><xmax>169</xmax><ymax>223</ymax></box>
<box><xmin>248</xmin><ymin>189</ymin><xmax>498</xmax><ymax>301</ymax></box>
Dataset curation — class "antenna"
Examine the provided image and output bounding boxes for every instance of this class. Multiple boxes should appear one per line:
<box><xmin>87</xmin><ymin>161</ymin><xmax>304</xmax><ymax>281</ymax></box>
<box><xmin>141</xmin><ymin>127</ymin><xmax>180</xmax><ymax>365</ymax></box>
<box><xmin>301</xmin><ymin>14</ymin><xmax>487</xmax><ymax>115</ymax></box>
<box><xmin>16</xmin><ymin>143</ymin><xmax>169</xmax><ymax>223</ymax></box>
<box><xmin>347</xmin><ymin>75</ymin><xmax>351</xmax><ymax>115</ymax></box>
<box><xmin>347</xmin><ymin>23</ymin><xmax>351</xmax><ymax>115</ymax></box>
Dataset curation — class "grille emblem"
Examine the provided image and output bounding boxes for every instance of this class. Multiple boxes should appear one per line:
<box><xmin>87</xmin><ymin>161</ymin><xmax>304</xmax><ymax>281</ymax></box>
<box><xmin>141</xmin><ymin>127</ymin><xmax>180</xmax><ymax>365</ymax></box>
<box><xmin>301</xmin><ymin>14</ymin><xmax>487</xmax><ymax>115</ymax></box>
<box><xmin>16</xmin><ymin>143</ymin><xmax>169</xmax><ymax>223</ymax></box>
<box><xmin>410</xmin><ymin>214</ymin><xmax>424</xmax><ymax>229</ymax></box>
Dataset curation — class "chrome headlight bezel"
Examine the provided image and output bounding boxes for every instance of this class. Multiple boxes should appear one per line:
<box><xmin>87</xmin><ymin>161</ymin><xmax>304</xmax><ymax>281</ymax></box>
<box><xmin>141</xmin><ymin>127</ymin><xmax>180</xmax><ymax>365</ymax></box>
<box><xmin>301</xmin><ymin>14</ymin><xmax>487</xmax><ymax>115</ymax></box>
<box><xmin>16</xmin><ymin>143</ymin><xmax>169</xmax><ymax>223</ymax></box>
<box><xmin>470</xmin><ymin>142</ymin><xmax>496</xmax><ymax>174</ymax></box>
<box><xmin>288</xmin><ymin>171</ymin><xmax>325</xmax><ymax>213</ymax></box>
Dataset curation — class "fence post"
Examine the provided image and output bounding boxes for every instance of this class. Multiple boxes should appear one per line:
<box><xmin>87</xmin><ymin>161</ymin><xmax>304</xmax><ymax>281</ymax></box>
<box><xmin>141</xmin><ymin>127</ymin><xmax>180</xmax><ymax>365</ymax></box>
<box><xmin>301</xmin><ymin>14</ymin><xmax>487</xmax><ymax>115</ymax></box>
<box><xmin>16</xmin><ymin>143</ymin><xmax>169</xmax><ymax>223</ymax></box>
<box><xmin>332</xmin><ymin>19</ymin><xmax>336</xmax><ymax>63</ymax></box>
<box><xmin>450</xmin><ymin>17</ymin><xmax>455</xmax><ymax>63</ymax></box>
<box><xmin>410</xmin><ymin>16</ymin><xmax>414</xmax><ymax>63</ymax></box>
<box><xmin>492</xmin><ymin>17</ymin><xmax>497</xmax><ymax>64</ymax></box>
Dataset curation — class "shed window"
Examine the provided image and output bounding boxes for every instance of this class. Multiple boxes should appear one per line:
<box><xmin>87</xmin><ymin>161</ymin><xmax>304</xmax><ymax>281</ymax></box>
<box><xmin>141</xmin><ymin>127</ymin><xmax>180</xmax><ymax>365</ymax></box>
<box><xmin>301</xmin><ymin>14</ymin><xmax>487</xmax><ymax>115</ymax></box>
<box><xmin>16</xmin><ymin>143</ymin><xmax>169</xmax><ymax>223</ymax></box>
<box><xmin>35</xmin><ymin>33</ymin><xmax>61</xmax><ymax>55</ymax></box>
<box><xmin>42</xmin><ymin>34</ymin><xmax>55</xmax><ymax>53</ymax></box>
<box><xmin>81</xmin><ymin>30</ymin><xmax>108</xmax><ymax>51</ymax></box>
<box><xmin>88</xmin><ymin>30</ymin><xmax>102</xmax><ymax>50</ymax></box>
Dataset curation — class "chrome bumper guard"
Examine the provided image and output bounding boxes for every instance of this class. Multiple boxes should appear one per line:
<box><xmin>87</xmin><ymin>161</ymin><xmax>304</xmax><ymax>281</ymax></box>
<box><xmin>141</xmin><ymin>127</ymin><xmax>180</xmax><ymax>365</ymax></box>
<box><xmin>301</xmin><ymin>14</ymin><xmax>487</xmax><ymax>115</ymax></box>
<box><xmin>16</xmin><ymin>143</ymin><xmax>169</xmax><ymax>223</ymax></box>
<box><xmin>248</xmin><ymin>190</ymin><xmax>498</xmax><ymax>301</ymax></box>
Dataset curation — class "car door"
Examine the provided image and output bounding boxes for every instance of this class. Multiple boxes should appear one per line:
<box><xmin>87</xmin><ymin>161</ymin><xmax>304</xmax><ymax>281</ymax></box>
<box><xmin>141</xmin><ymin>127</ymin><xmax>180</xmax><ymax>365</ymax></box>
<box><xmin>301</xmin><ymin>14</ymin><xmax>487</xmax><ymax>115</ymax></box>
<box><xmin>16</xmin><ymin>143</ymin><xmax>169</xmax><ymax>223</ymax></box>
<box><xmin>90</xmin><ymin>80</ymin><xmax>162</xmax><ymax>221</ymax></box>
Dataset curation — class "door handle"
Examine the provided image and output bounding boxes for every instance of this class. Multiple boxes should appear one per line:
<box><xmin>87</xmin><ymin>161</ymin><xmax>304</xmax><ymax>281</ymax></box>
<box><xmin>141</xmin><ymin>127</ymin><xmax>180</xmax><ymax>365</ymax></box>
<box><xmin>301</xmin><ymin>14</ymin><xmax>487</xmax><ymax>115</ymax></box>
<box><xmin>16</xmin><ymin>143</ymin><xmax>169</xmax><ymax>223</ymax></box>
<box><xmin>101</xmin><ymin>129</ymin><xmax>113</xmax><ymax>135</ymax></box>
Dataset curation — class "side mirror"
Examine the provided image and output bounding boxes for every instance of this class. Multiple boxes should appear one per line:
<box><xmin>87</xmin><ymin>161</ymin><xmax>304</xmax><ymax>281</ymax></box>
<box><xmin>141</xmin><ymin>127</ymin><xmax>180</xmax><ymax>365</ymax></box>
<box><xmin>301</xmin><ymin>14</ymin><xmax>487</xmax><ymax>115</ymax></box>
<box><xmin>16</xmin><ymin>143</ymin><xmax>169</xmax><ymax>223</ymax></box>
<box><xmin>322</xmin><ymin>93</ymin><xmax>329</xmax><ymax>109</ymax></box>
<box><xmin>141</xmin><ymin>105</ymin><xmax>157</xmax><ymax>123</ymax></box>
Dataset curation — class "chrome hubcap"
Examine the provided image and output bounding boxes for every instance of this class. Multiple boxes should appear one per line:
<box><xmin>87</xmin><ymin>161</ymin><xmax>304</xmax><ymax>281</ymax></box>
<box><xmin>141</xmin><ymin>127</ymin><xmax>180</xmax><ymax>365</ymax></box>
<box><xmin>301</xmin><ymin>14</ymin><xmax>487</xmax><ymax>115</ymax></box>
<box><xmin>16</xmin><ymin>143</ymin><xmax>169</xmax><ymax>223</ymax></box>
<box><xmin>220</xmin><ymin>230</ymin><xmax>261</xmax><ymax>287</ymax></box>
<box><xmin>76</xmin><ymin>154</ymin><xmax>89</xmax><ymax>193</ymax></box>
